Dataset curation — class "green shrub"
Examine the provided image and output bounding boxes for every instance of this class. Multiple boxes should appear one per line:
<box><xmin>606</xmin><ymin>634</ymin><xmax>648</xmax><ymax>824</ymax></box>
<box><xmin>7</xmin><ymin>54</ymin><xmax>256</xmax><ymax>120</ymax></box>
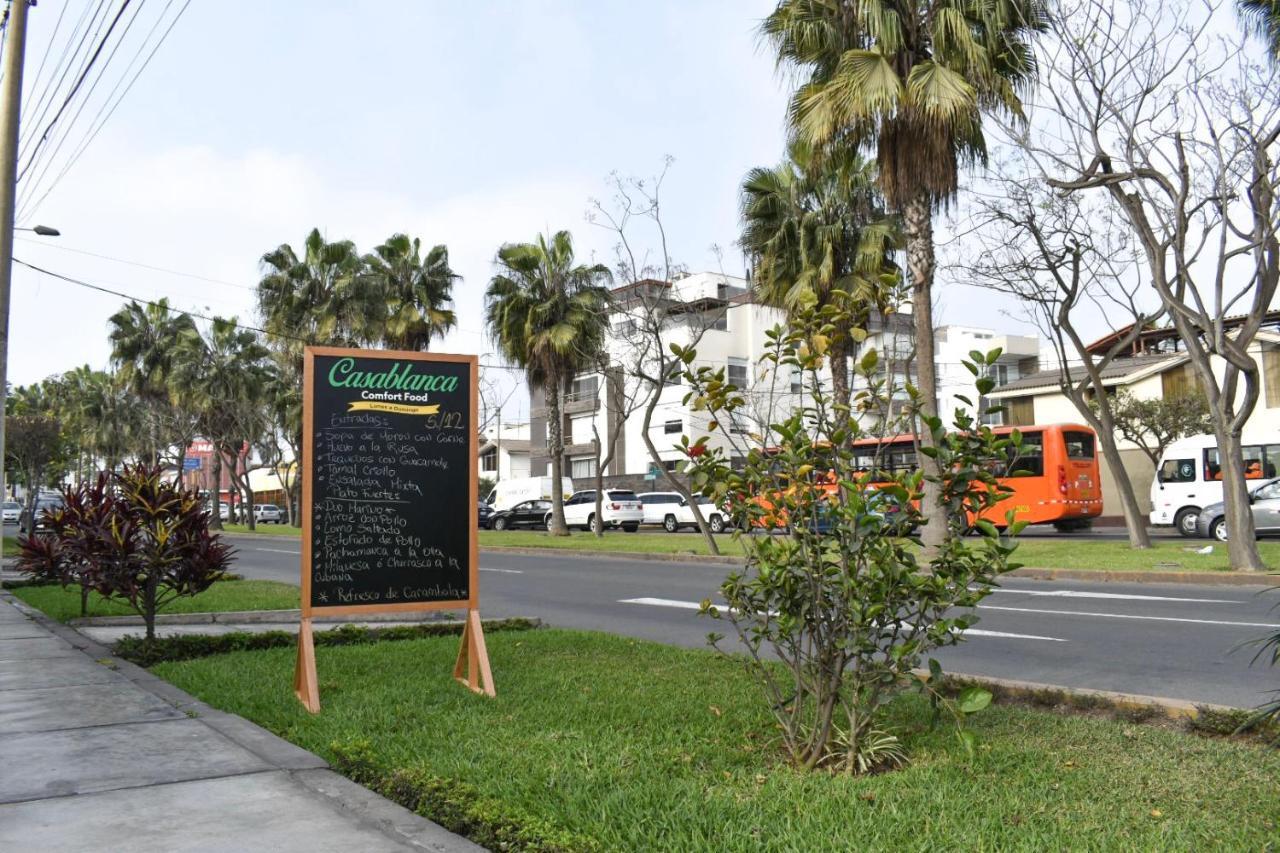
<box><xmin>112</xmin><ymin>618</ymin><xmax>541</xmax><ymax>667</ymax></box>
<box><xmin>331</xmin><ymin>739</ymin><xmax>598</xmax><ymax>853</ymax></box>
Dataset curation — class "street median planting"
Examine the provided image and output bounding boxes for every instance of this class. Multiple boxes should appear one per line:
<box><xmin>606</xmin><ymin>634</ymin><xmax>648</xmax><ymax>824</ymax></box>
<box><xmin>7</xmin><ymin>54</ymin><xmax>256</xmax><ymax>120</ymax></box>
<box><xmin>152</xmin><ymin>628</ymin><xmax>1280</xmax><ymax>850</ymax></box>
<box><xmin>9</xmin><ymin>578</ymin><xmax>299</xmax><ymax>623</ymax></box>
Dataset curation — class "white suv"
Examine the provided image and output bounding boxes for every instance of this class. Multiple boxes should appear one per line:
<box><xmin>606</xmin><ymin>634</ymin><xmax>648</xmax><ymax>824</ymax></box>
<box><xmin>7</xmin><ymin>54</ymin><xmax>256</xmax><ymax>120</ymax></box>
<box><xmin>551</xmin><ymin>489</ymin><xmax>644</xmax><ymax>532</ymax></box>
<box><xmin>651</xmin><ymin>493</ymin><xmax>731</xmax><ymax>534</ymax></box>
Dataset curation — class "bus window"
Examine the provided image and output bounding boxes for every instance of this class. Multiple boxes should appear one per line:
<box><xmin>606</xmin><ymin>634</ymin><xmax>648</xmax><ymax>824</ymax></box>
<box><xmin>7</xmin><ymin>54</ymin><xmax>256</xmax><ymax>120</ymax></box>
<box><xmin>1264</xmin><ymin>445</ymin><xmax>1280</xmax><ymax>478</ymax></box>
<box><xmin>1006</xmin><ymin>432</ymin><xmax>1045</xmax><ymax>477</ymax></box>
<box><xmin>1159</xmin><ymin>458</ymin><xmax>1196</xmax><ymax>483</ymax></box>
<box><xmin>1244</xmin><ymin>445</ymin><xmax>1265</xmax><ymax>479</ymax></box>
<box><xmin>1063</xmin><ymin>431</ymin><xmax>1095</xmax><ymax>459</ymax></box>
<box><xmin>1204</xmin><ymin>448</ymin><xmax>1222</xmax><ymax>480</ymax></box>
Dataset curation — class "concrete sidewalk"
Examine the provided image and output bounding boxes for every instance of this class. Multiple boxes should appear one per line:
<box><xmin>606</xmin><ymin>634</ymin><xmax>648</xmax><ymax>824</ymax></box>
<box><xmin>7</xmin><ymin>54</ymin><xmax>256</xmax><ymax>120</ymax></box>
<box><xmin>0</xmin><ymin>593</ymin><xmax>482</xmax><ymax>852</ymax></box>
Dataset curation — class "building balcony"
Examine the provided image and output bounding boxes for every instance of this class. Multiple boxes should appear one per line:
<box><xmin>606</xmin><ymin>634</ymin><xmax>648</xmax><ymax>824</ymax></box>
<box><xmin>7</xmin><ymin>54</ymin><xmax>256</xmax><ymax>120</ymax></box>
<box><xmin>531</xmin><ymin>393</ymin><xmax>599</xmax><ymax>419</ymax></box>
<box><xmin>531</xmin><ymin>441</ymin><xmax>598</xmax><ymax>460</ymax></box>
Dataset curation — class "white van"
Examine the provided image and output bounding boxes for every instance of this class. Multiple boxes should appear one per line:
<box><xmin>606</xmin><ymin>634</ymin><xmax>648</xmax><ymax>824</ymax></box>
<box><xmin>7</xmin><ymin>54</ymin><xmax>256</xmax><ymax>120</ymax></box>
<box><xmin>484</xmin><ymin>476</ymin><xmax>575</xmax><ymax>512</ymax></box>
<box><xmin>1150</xmin><ymin>433</ymin><xmax>1280</xmax><ymax>536</ymax></box>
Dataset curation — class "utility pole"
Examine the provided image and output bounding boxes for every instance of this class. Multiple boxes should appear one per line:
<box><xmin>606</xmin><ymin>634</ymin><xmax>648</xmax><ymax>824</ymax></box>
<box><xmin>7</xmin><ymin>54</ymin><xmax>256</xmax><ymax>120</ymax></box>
<box><xmin>0</xmin><ymin>0</ymin><xmax>30</xmax><ymax>554</ymax></box>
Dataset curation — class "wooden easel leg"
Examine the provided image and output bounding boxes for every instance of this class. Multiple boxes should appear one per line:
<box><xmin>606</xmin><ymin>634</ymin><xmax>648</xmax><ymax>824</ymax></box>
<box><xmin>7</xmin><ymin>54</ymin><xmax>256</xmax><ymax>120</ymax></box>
<box><xmin>453</xmin><ymin>609</ymin><xmax>495</xmax><ymax>697</ymax></box>
<box><xmin>294</xmin><ymin>617</ymin><xmax>321</xmax><ymax>713</ymax></box>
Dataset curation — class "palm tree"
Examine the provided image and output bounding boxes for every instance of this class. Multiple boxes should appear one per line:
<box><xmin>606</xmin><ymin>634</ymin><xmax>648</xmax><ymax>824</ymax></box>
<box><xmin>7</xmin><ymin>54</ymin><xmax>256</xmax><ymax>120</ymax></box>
<box><xmin>364</xmin><ymin>234</ymin><xmax>460</xmax><ymax>351</ymax></box>
<box><xmin>740</xmin><ymin>136</ymin><xmax>899</xmax><ymax>418</ymax></box>
<box><xmin>484</xmin><ymin>231</ymin><xmax>612</xmax><ymax>535</ymax></box>
<box><xmin>257</xmin><ymin>228</ymin><xmax>381</xmax><ymax>366</ymax></box>
<box><xmin>172</xmin><ymin>318</ymin><xmax>272</xmax><ymax>531</ymax></box>
<box><xmin>763</xmin><ymin>0</ymin><xmax>1048</xmax><ymax>547</ymax></box>
<box><xmin>107</xmin><ymin>299</ymin><xmax>199</xmax><ymax>465</ymax></box>
<box><xmin>1239</xmin><ymin>0</ymin><xmax>1280</xmax><ymax>58</ymax></box>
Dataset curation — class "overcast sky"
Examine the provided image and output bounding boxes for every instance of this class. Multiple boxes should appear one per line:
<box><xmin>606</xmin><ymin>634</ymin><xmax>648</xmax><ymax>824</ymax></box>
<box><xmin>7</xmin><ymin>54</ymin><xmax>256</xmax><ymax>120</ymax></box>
<box><xmin>8</xmin><ymin>0</ymin><xmax>1184</xmax><ymax>418</ymax></box>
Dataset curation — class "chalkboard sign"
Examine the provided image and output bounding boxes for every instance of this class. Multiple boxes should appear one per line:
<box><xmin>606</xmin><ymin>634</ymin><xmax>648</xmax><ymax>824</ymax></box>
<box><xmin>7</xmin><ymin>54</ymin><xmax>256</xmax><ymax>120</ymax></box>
<box><xmin>301</xmin><ymin>346</ymin><xmax>478</xmax><ymax>615</ymax></box>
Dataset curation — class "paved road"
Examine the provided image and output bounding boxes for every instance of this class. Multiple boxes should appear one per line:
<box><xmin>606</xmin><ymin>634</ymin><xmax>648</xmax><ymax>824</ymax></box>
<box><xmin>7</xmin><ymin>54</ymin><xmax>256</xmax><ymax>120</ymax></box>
<box><xmin>225</xmin><ymin>535</ymin><xmax>1280</xmax><ymax>709</ymax></box>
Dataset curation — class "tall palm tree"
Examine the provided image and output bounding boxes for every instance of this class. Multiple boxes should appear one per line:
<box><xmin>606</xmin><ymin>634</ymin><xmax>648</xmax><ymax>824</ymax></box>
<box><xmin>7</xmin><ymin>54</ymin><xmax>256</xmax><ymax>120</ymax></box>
<box><xmin>763</xmin><ymin>0</ymin><xmax>1048</xmax><ymax>547</ymax></box>
<box><xmin>257</xmin><ymin>228</ymin><xmax>381</xmax><ymax>366</ymax></box>
<box><xmin>172</xmin><ymin>318</ymin><xmax>272</xmax><ymax>530</ymax></box>
<box><xmin>107</xmin><ymin>299</ymin><xmax>199</xmax><ymax>465</ymax></box>
<box><xmin>484</xmin><ymin>231</ymin><xmax>612</xmax><ymax>535</ymax></box>
<box><xmin>364</xmin><ymin>234</ymin><xmax>460</xmax><ymax>351</ymax></box>
<box><xmin>1239</xmin><ymin>0</ymin><xmax>1280</xmax><ymax>58</ymax></box>
<box><xmin>740</xmin><ymin>136</ymin><xmax>899</xmax><ymax>418</ymax></box>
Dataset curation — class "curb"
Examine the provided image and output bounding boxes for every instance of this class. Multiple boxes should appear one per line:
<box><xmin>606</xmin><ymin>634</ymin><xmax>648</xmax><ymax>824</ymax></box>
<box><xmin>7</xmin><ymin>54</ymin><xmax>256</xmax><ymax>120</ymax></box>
<box><xmin>932</xmin><ymin>669</ymin><xmax>1245</xmax><ymax>719</ymax></box>
<box><xmin>0</xmin><ymin>591</ymin><xmax>483</xmax><ymax>852</ymax></box>
<box><xmin>479</xmin><ymin>545</ymin><xmax>1279</xmax><ymax>585</ymax></box>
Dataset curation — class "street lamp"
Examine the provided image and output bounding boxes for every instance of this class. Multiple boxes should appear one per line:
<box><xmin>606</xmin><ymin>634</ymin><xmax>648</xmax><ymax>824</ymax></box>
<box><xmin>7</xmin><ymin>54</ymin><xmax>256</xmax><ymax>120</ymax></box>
<box><xmin>17</xmin><ymin>225</ymin><xmax>59</xmax><ymax>236</ymax></box>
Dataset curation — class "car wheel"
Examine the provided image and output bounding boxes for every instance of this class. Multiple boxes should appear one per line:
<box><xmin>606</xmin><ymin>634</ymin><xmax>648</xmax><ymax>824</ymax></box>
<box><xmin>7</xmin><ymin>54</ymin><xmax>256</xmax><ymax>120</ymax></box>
<box><xmin>493</xmin><ymin>516</ymin><xmax>507</xmax><ymax>531</ymax></box>
<box><xmin>664</xmin><ymin>515</ymin><xmax>678</xmax><ymax>533</ymax></box>
<box><xmin>544</xmin><ymin>515</ymin><xmax>554</xmax><ymax>531</ymax></box>
<box><xmin>1174</xmin><ymin>507</ymin><xmax>1200</xmax><ymax>538</ymax></box>
<box><xmin>589</xmin><ymin>514</ymin><xmax>602</xmax><ymax>534</ymax></box>
<box><xmin>709</xmin><ymin>514</ymin><xmax>725</xmax><ymax>534</ymax></box>
<box><xmin>1211</xmin><ymin>517</ymin><xmax>1228</xmax><ymax>542</ymax></box>
<box><xmin>622</xmin><ymin>523</ymin><xmax>639</xmax><ymax>532</ymax></box>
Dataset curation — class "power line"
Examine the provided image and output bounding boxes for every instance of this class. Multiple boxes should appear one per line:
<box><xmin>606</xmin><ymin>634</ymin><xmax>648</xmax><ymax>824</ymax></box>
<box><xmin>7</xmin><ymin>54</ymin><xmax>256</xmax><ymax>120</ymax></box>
<box><xmin>14</xmin><ymin>236</ymin><xmax>257</xmax><ymax>291</ymax></box>
<box><xmin>17</xmin><ymin>0</ymin><xmax>106</xmax><ymax>166</ymax></box>
<box><xmin>20</xmin><ymin>0</ymin><xmax>190</xmax><ymax>220</ymax></box>
<box><xmin>17</xmin><ymin>0</ymin><xmax>135</xmax><ymax>183</ymax></box>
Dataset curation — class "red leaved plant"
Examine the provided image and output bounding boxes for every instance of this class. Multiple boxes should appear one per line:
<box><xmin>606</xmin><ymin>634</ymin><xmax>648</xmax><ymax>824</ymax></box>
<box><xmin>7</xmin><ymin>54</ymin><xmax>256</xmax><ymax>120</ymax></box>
<box><xmin>16</xmin><ymin>465</ymin><xmax>235</xmax><ymax>639</ymax></box>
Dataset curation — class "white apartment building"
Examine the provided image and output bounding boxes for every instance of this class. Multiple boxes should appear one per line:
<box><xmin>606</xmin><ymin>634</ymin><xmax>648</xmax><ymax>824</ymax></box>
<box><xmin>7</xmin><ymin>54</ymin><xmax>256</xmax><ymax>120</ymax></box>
<box><xmin>525</xmin><ymin>272</ymin><xmax>1040</xmax><ymax>484</ymax></box>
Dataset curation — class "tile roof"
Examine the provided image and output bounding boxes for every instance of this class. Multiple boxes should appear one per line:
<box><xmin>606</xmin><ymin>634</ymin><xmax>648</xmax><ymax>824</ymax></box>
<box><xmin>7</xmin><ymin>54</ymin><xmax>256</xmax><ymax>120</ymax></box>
<box><xmin>990</xmin><ymin>353</ymin><xmax>1181</xmax><ymax>394</ymax></box>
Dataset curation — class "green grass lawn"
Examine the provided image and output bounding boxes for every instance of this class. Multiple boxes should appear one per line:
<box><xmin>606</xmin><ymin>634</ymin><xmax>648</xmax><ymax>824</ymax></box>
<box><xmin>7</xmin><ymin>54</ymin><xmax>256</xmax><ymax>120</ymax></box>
<box><xmin>479</xmin><ymin>530</ymin><xmax>1279</xmax><ymax>572</ymax></box>
<box><xmin>153</xmin><ymin>628</ymin><xmax>1280</xmax><ymax>850</ymax></box>
<box><xmin>220</xmin><ymin>523</ymin><xmax>301</xmax><ymax>537</ymax></box>
<box><xmin>9</xmin><ymin>579</ymin><xmax>299</xmax><ymax>622</ymax></box>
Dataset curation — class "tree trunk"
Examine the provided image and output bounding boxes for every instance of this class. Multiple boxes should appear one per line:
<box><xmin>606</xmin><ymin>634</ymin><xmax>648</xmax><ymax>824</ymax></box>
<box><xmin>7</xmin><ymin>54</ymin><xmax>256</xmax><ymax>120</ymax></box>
<box><xmin>143</xmin><ymin>578</ymin><xmax>157</xmax><ymax>641</ymax></box>
<box><xmin>80</xmin><ymin>584</ymin><xmax>89</xmax><ymax>618</ymax></box>
<box><xmin>208</xmin><ymin>453</ymin><xmax>223</xmax><ymax>531</ymax></box>
<box><xmin>902</xmin><ymin>190</ymin><xmax>946</xmax><ymax>552</ymax></box>
<box><xmin>829</xmin><ymin>337</ymin><xmax>851</xmax><ymax>429</ymax></box>
<box><xmin>1066</xmin><ymin>393</ymin><xmax>1151</xmax><ymax>548</ymax></box>
<box><xmin>638</xmin><ymin>366</ymin><xmax>720</xmax><ymax>555</ymax></box>
<box><xmin>1213</xmin><ymin>424</ymin><xmax>1266</xmax><ymax>570</ymax></box>
<box><xmin>545</xmin><ymin>377</ymin><xmax>570</xmax><ymax>536</ymax></box>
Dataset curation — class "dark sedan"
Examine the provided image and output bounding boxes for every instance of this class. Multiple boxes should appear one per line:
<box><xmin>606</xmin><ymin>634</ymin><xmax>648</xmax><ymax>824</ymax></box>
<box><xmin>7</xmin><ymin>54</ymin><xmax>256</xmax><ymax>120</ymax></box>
<box><xmin>489</xmin><ymin>499</ymin><xmax>552</xmax><ymax>531</ymax></box>
<box><xmin>478</xmin><ymin>501</ymin><xmax>494</xmax><ymax>529</ymax></box>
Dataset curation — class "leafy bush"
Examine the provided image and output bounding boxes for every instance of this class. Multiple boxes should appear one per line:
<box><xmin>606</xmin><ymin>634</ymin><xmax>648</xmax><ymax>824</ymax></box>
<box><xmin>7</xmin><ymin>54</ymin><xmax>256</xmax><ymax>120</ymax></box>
<box><xmin>16</xmin><ymin>465</ymin><xmax>234</xmax><ymax>638</ymax></box>
<box><xmin>331</xmin><ymin>739</ymin><xmax>597</xmax><ymax>853</ymax></box>
<box><xmin>676</xmin><ymin>305</ymin><xmax>1022</xmax><ymax>772</ymax></box>
<box><xmin>113</xmin><ymin>618</ymin><xmax>541</xmax><ymax>666</ymax></box>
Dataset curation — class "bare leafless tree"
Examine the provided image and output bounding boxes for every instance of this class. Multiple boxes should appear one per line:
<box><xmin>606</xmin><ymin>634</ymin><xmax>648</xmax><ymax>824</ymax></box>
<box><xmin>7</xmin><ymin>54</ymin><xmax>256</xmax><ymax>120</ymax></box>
<box><xmin>587</xmin><ymin>159</ymin><xmax>730</xmax><ymax>554</ymax></box>
<box><xmin>1006</xmin><ymin>0</ymin><xmax>1280</xmax><ymax>569</ymax></box>
<box><xmin>952</xmin><ymin>157</ymin><xmax>1159</xmax><ymax>548</ymax></box>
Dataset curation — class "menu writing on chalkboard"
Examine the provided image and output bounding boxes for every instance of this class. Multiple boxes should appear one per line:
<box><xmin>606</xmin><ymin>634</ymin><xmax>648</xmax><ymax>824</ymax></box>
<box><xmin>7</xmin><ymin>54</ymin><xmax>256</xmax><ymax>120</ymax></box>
<box><xmin>305</xmin><ymin>349</ymin><xmax>476</xmax><ymax>611</ymax></box>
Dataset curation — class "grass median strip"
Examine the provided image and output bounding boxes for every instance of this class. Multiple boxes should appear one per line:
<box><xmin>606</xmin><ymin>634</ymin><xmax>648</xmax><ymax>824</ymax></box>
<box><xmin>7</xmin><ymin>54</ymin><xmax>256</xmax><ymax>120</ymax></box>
<box><xmin>153</xmin><ymin>628</ymin><xmax>1280</xmax><ymax>851</ymax></box>
<box><xmin>8</xmin><ymin>578</ymin><xmax>300</xmax><ymax>622</ymax></box>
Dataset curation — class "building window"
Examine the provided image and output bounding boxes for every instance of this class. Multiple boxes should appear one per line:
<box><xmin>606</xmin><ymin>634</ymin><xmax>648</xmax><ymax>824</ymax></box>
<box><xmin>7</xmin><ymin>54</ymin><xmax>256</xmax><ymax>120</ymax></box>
<box><xmin>1264</xmin><ymin>347</ymin><xmax>1280</xmax><ymax>408</ymax></box>
<box><xmin>986</xmin><ymin>364</ymin><xmax>1009</xmax><ymax>386</ymax></box>
<box><xmin>728</xmin><ymin>358</ymin><xmax>748</xmax><ymax>389</ymax></box>
<box><xmin>1161</xmin><ymin>362</ymin><xmax>1195</xmax><ymax>398</ymax></box>
<box><xmin>664</xmin><ymin>365</ymin><xmax>681</xmax><ymax>387</ymax></box>
<box><xmin>664</xmin><ymin>420</ymin><xmax>682</xmax><ymax>435</ymax></box>
<box><xmin>790</xmin><ymin>370</ymin><xmax>803</xmax><ymax>394</ymax></box>
<box><xmin>568</xmin><ymin>375</ymin><xmax>598</xmax><ymax>403</ymax></box>
<box><xmin>1005</xmin><ymin>395</ymin><xmax>1034</xmax><ymax>426</ymax></box>
<box><xmin>480</xmin><ymin>448</ymin><xmax>497</xmax><ymax>472</ymax></box>
<box><xmin>570</xmin><ymin>456</ymin><xmax>596</xmax><ymax>479</ymax></box>
<box><xmin>664</xmin><ymin>459</ymin><xmax>681</xmax><ymax>472</ymax></box>
<box><xmin>730</xmin><ymin>414</ymin><xmax>750</xmax><ymax>435</ymax></box>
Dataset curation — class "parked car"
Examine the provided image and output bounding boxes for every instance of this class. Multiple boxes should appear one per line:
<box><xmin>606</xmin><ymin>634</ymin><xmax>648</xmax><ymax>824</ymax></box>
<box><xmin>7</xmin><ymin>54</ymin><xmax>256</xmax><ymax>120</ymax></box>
<box><xmin>219</xmin><ymin>502</ymin><xmax>230</xmax><ymax>522</ymax></box>
<box><xmin>556</xmin><ymin>490</ymin><xmax>644</xmax><ymax>533</ymax></box>
<box><xmin>253</xmin><ymin>504</ymin><xmax>284</xmax><ymax>524</ymax></box>
<box><xmin>637</xmin><ymin>491</ymin><xmax>684</xmax><ymax>526</ymax></box>
<box><xmin>484</xmin><ymin>476</ymin><xmax>575</xmax><ymax>511</ymax></box>
<box><xmin>1195</xmin><ymin>477</ymin><xmax>1280</xmax><ymax>541</ymax></box>
<box><xmin>489</xmin><ymin>499</ymin><xmax>553</xmax><ymax>531</ymax></box>
<box><xmin>478</xmin><ymin>501</ymin><xmax>494</xmax><ymax>529</ymax></box>
<box><xmin>2</xmin><ymin>500</ymin><xmax>21</xmax><ymax>523</ymax></box>
<box><xmin>650</xmin><ymin>493</ymin><xmax>731</xmax><ymax>534</ymax></box>
<box><xmin>18</xmin><ymin>496</ymin><xmax>65</xmax><ymax>535</ymax></box>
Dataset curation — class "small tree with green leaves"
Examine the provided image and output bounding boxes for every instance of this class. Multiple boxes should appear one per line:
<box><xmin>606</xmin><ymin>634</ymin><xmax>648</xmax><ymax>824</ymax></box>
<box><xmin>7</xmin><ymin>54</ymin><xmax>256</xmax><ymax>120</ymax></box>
<box><xmin>678</xmin><ymin>303</ymin><xmax>1024</xmax><ymax>773</ymax></box>
<box><xmin>16</xmin><ymin>466</ymin><xmax>234</xmax><ymax>638</ymax></box>
<box><xmin>1094</xmin><ymin>389</ymin><xmax>1214</xmax><ymax>467</ymax></box>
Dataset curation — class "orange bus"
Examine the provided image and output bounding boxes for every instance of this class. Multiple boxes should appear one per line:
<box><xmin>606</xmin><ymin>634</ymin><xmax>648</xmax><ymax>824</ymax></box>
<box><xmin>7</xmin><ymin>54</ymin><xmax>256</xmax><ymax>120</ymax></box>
<box><xmin>848</xmin><ymin>423</ymin><xmax>1103</xmax><ymax>532</ymax></box>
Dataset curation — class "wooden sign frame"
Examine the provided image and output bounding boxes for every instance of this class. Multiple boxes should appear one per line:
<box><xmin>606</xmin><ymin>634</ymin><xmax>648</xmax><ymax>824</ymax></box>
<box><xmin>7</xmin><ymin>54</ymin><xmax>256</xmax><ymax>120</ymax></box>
<box><xmin>294</xmin><ymin>345</ymin><xmax>492</xmax><ymax>712</ymax></box>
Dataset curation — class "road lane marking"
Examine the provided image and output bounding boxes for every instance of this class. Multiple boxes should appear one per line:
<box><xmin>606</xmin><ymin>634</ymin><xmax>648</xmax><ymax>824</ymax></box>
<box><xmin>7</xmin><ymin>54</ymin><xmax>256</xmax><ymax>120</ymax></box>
<box><xmin>989</xmin><ymin>589</ymin><xmax>1236</xmax><ymax>604</ymax></box>
<box><xmin>620</xmin><ymin>598</ymin><xmax>1066</xmax><ymax>642</ymax></box>
<box><xmin>480</xmin><ymin>567</ymin><xmax>524</xmax><ymax>574</ymax></box>
<box><xmin>249</xmin><ymin>548</ymin><xmax>301</xmax><ymax>555</ymax></box>
<box><xmin>978</xmin><ymin>604</ymin><xmax>1280</xmax><ymax>629</ymax></box>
